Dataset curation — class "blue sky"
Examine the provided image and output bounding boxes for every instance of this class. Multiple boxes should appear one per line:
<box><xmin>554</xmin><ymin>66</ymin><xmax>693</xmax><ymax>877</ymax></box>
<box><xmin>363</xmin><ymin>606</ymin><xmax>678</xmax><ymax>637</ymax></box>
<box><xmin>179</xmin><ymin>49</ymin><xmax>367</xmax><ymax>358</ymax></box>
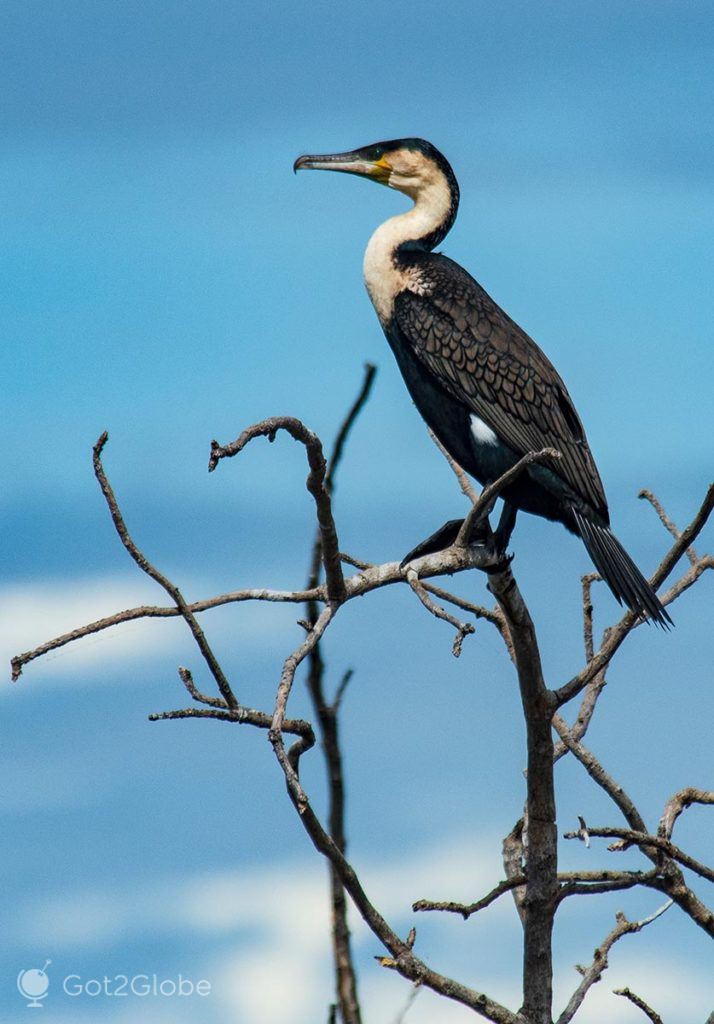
<box><xmin>2</xmin><ymin>1</ymin><xmax>713</xmax><ymax>1021</ymax></box>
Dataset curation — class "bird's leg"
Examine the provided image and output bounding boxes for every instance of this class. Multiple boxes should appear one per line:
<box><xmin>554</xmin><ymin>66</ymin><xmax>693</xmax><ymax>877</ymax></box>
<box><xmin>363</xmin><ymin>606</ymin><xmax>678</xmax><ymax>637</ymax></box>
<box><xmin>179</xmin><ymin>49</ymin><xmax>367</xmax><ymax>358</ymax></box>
<box><xmin>494</xmin><ymin>501</ymin><xmax>518</xmax><ymax>557</ymax></box>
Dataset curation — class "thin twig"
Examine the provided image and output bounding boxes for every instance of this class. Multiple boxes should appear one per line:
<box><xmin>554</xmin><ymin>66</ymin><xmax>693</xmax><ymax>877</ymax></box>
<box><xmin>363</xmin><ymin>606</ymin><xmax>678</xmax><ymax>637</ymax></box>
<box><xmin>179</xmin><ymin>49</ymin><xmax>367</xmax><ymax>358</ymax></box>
<box><xmin>332</xmin><ymin>668</ymin><xmax>354</xmax><ymax>713</ymax></box>
<box><xmin>554</xmin><ymin>720</ymin><xmax>714</xmax><ymax>938</ymax></box>
<box><xmin>92</xmin><ymin>433</ymin><xmax>238</xmax><ymax>708</ymax></box>
<box><xmin>581</xmin><ymin>573</ymin><xmax>599</xmax><ymax>662</ymax></box>
<box><xmin>269</xmin><ymin>718</ymin><xmax>526</xmax><ymax>1024</ymax></box>
<box><xmin>659</xmin><ymin>788</ymin><xmax>714</xmax><ymax>841</ymax></box>
<box><xmin>413</xmin><ymin>869</ymin><xmax>659</xmax><ymax>918</ymax></box>
<box><xmin>178</xmin><ymin>666</ymin><xmax>227</xmax><ymax>708</ymax></box>
<box><xmin>429</xmin><ymin>428</ymin><xmax>479</xmax><ymax>504</ymax></box>
<box><xmin>326</xmin><ymin>363</ymin><xmax>377</xmax><ymax>489</ymax></box>
<box><xmin>455</xmin><ymin>448</ymin><xmax>561</xmax><ymax>547</ymax></box>
<box><xmin>272</xmin><ymin>606</ymin><xmax>334</xmax><ymax>739</ymax></box>
<box><xmin>209</xmin><ymin>416</ymin><xmax>346</xmax><ymax>604</ymax></box>
<box><xmin>10</xmin><ymin>585</ymin><xmax>322</xmax><ymax>682</ymax></box>
<box><xmin>413</xmin><ymin>877</ymin><xmax>527</xmax><ymax>918</ymax></box>
<box><xmin>552</xmin><ymin>670</ymin><xmax>608</xmax><ymax>762</ymax></box>
<box><xmin>303</xmin><ymin>367</ymin><xmax>376</xmax><ymax>1024</ymax></box>
<box><xmin>392</xmin><ymin>981</ymin><xmax>423</xmax><ymax>1024</ymax></box>
<box><xmin>554</xmin><ymin>484</ymin><xmax>714</xmax><ymax>708</ymax></box>
<box><xmin>613</xmin><ymin>987</ymin><xmax>663</xmax><ymax>1024</ymax></box>
<box><xmin>563</xmin><ymin>824</ymin><xmax>714</xmax><ymax>884</ymax></box>
<box><xmin>555</xmin><ymin>902</ymin><xmax>672</xmax><ymax>1024</ymax></box>
<box><xmin>405</xmin><ymin>568</ymin><xmax>475</xmax><ymax>657</ymax></box>
<box><xmin>148</xmin><ymin>706</ymin><xmax>313</xmax><ymax>738</ymax></box>
<box><xmin>639</xmin><ymin>488</ymin><xmax>698</xmax><ymax>565</ymax></box>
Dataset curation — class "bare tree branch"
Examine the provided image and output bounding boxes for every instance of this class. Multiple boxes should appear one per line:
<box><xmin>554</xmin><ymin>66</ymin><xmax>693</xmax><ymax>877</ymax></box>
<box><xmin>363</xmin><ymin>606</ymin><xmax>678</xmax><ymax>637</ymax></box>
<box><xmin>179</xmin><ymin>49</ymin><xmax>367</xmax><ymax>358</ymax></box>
<box><xmin>556</xmin><ymin>868</ymin><xmax>661</xmax><ymax>900</ymax></box>
<box><xmin>148</xmin><ymin>705</ymin><xmax>314</xmax><ymax>737</ymax></box>
<box><xmin>659</xmin><ymin>788</ymin><xmax>714</xmax><ymax>841</ymax></box>
<box><xmin>92</xmin><ymin>432</ymin><xmax>238</xmax><ymax>709</ymax></box>
<box><xmin>580</xmin><ymin>573</ymin><xmax>599</xmax><ymax>662</ymax></box>
<box><xmin>413</xmin><ymin>876</ymin><xmax>528</xmax><ymax>919</ymax></box>
<box><xmin>20</xmin><ymin>477</ymin><xmax>707</xmax><ymax>694</ymax></box>
<box><xmin>552</xmin><ymin>668</ymin><xmax>608</xmax><ymax>762</ymax></box>
<box><xmin>405</xmin><ymin>568</ymin><xmax>475</xmax><ymax>656</ymax></box>
<box><xmin>10</xmin><ymin>584</ymin><xmax>322</xmax><ymax>682</ymax></box>
<box><xmin>209</xmin><ymin>416</ymin><xmax>347</xmax><ymax>604</ymax></box>
<box><xmin>552</xmin><ymin>721</ymin><xmax>647</xmax><ymax>833</ymax></box>
<box><xmin>272</xmin><ymin>605</ymin><xmax>334</xmax><ymax>740</ymax></box>
<box><xmin>267</xmin><ymin>718</ymin><xmax>526</xmax><ymax>1024</ymax></box>
<box><xmin>554</xmin><ymin>721</ymin><xmax>714</xmax><ymax>939</ymax></box>
<box><xmin>303</xmin><ymin>366</ymin><xmax>376</xmax><ymax>1024</ymax></box>
<box><xmin>428</xmin><ymin>428</ymin><xmax>480</xmax><ymax>504</ymax></box>
<box><xmin>413</xmin><ymin>869</ymin><xmax>659</xmax><ymax>918</ymax></box>
<box><xmin>9</xmin><ymin>543</ymin><xmax>511</xmax><ymax>686</ymax></box>
<box><xmin>613</xmin><ymin>987</ymin><xmax>664</xmax><ymax>1024</ymax></box>
<box><xmin>178</xmin><ymin>665</ymin><xmax>227</xmax><ymax>708</ymax></box>
<box><xmin>639</xmin><ymin>488</ymin><xmax>698</xmax><ymax>566</ymax></box>
<box><xmin>418</xmin><ymin>582</ymin><xmax>507</xmax><ymax>640</ymax></box>
<box><xmin>455</xmin><ymin>448</ymin><xmax>561</xmax><ymax>547</ymax></box>
<box><xmin>483</xmin><ymin>564</ymin><xmax>559</xmax><ymax>1022</ymax></box>
<box><xmin>326</xmin><ymin>364</ymin><xmax>377</xmax><ymax>488</ymax></box>
<box><xmin>554</xmin><ymin>483</ymin><xmax>714</xmax><ymax>708</ymax></box>
<box><xmin>563</xmin><ymin>824</ymin><xmax>714</xmax><ymax>884</ymax></box>
<box><xmin>555</xmin><ymin>902</ymin><xmax>672</xmax><ymax>1024</ymax></box>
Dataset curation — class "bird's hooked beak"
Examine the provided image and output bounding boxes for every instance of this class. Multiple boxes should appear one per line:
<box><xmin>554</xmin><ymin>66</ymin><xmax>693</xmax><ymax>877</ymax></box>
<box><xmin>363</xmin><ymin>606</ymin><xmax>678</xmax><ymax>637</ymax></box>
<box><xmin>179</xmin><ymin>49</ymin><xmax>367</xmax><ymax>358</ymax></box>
<box><xmin>293</xmin><ymin>150</ymin><xmax>392</xmax><ymax>184</ymax></box>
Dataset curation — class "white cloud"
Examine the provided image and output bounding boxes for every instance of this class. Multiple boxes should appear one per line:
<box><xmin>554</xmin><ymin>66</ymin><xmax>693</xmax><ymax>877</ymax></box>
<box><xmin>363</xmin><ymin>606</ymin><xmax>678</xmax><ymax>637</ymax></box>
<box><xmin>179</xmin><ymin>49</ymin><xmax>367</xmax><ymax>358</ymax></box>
<box><xmin>2</xmin><ymin>577</ymin><xmax>182</xmax><ymax>687</ymax></box>
<box><xmin>2</xmin><ymin>575</ymin><xmax>296</xmax><ymax>690</ymax></box>
<box><xmin>21</xmin><ymin>834</ymin><xmax>504</xmax><ymax>949</ymax></box>
<box><xmin>16</xmin><ymin>836</ymin><xmax>713</xmax><ymax>1024</ymax></box>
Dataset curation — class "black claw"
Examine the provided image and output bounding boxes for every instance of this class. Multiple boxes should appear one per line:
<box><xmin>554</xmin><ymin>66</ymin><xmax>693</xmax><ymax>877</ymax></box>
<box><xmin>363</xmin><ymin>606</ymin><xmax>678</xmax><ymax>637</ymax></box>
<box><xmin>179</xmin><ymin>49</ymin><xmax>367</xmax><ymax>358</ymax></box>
<box><xmin>484</xmin><ymin>549</ymin><xmax>514</xmax><ymax>575</ymax></box>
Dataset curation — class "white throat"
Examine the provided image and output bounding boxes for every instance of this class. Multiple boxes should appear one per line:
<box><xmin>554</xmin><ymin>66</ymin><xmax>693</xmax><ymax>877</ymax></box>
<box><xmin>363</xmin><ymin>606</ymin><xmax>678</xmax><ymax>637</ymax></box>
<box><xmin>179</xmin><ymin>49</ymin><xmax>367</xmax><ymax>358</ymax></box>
<box><xmin>362</xmin><ymin>177</ymin><xmax>452</xmax><ymax>324</ymax></box>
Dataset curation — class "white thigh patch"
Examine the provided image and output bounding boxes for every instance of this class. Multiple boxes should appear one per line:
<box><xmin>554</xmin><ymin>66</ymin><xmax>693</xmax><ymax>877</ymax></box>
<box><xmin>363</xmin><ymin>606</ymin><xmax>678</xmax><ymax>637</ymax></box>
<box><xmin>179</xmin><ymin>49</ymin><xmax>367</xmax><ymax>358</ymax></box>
<box><xmin>470</xmin><ymin>414</ymin><xmax>498</xmax><ymax>447</ymax></box>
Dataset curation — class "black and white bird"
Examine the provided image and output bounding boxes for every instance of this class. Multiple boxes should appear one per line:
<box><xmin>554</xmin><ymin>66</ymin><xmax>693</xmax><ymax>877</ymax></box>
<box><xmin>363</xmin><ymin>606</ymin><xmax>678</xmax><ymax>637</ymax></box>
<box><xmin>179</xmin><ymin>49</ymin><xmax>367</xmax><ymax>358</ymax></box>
<box><xmin>294</xmin><ymin>138</ymin><xmax>671</xmax><ymax>627</ymax></box>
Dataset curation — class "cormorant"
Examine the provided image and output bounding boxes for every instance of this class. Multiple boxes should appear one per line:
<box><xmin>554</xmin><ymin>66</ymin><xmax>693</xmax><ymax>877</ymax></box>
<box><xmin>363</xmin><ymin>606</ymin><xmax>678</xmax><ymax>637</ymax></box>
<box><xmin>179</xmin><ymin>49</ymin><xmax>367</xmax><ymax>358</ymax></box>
<box><xmin>294</xmin><ymin>139</ymin><xmax>671</xmax><ymax>626</ymax></box>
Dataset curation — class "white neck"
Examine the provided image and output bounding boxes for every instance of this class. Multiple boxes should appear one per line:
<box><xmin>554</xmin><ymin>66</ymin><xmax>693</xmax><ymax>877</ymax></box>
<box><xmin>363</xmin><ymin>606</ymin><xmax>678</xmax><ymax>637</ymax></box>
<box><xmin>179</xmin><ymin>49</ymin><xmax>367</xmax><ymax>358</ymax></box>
<box><xmin>363</xmin><ymin>179</ymin><xmax>452</xmax><ymax>324</ymax></box>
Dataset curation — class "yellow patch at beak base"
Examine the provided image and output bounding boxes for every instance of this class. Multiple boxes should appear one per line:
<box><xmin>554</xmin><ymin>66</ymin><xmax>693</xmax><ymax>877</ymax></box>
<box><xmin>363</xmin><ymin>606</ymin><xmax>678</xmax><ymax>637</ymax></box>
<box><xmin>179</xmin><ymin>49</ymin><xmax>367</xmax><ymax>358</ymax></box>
<box><xmin>370</xmin><ymin>155</ymin><xmax>392</xmax><ymax>184</ymax></box>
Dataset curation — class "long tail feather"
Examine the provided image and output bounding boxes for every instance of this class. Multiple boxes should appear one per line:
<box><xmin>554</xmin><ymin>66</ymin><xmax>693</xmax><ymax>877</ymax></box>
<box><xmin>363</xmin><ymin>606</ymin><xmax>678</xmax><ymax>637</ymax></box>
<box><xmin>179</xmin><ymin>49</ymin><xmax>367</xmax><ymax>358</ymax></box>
<box><xmin>572</xmin><ymin>509</ymin><xmax>672</xmax><ymax>628</ymax></box>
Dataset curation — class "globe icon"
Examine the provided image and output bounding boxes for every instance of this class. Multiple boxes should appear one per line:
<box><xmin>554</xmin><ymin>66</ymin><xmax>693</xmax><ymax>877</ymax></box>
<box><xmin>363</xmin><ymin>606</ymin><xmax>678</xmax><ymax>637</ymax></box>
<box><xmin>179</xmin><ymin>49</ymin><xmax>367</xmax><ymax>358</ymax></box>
<box><xmin>17</xmin><ymin>960</ymin><xmax>51</xmax><ymax>1008</ymax></box>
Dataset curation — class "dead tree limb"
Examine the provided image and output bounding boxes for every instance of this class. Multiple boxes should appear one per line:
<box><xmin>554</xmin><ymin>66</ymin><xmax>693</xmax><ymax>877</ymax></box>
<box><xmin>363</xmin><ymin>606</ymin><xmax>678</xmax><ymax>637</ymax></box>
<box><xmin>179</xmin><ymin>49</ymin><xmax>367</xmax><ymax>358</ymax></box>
<box><xmin>304</xmin><ymin>365</ymin><xmax>376</xmax><ymax>1024</ymax></box>
<box><xmin>555</xmin><ymin>902</ymin><xmax>672</xmax><ymax>1024</ymax></box>
<box><xmin>612</xmin><ymin>987</ymin><xmax>664</xmax><ymax>1024</ymax></box>
<box><xmin>209</xmin><ymin>416</ymin><xmax>347</xmax><ymax>604</ymax></box>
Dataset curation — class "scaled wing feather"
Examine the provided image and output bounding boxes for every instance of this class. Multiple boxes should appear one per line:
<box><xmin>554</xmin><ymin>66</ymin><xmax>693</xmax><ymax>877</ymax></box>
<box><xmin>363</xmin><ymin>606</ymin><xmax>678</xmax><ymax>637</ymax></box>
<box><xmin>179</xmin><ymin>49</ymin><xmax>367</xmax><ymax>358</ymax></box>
<box><xmin>393</xmin><ymin>254</ymin><xmax>608</xmax><ymax>518</ymax></box>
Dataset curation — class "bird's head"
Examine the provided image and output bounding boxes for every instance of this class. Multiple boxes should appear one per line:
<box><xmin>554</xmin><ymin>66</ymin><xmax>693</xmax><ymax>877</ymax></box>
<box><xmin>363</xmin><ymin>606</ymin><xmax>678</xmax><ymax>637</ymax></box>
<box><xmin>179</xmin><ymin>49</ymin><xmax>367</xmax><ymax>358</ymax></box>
<box><xmin>293</xmin><ymin>138</ymin><xmax>458</xmax><ymax>205</ymax></box>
